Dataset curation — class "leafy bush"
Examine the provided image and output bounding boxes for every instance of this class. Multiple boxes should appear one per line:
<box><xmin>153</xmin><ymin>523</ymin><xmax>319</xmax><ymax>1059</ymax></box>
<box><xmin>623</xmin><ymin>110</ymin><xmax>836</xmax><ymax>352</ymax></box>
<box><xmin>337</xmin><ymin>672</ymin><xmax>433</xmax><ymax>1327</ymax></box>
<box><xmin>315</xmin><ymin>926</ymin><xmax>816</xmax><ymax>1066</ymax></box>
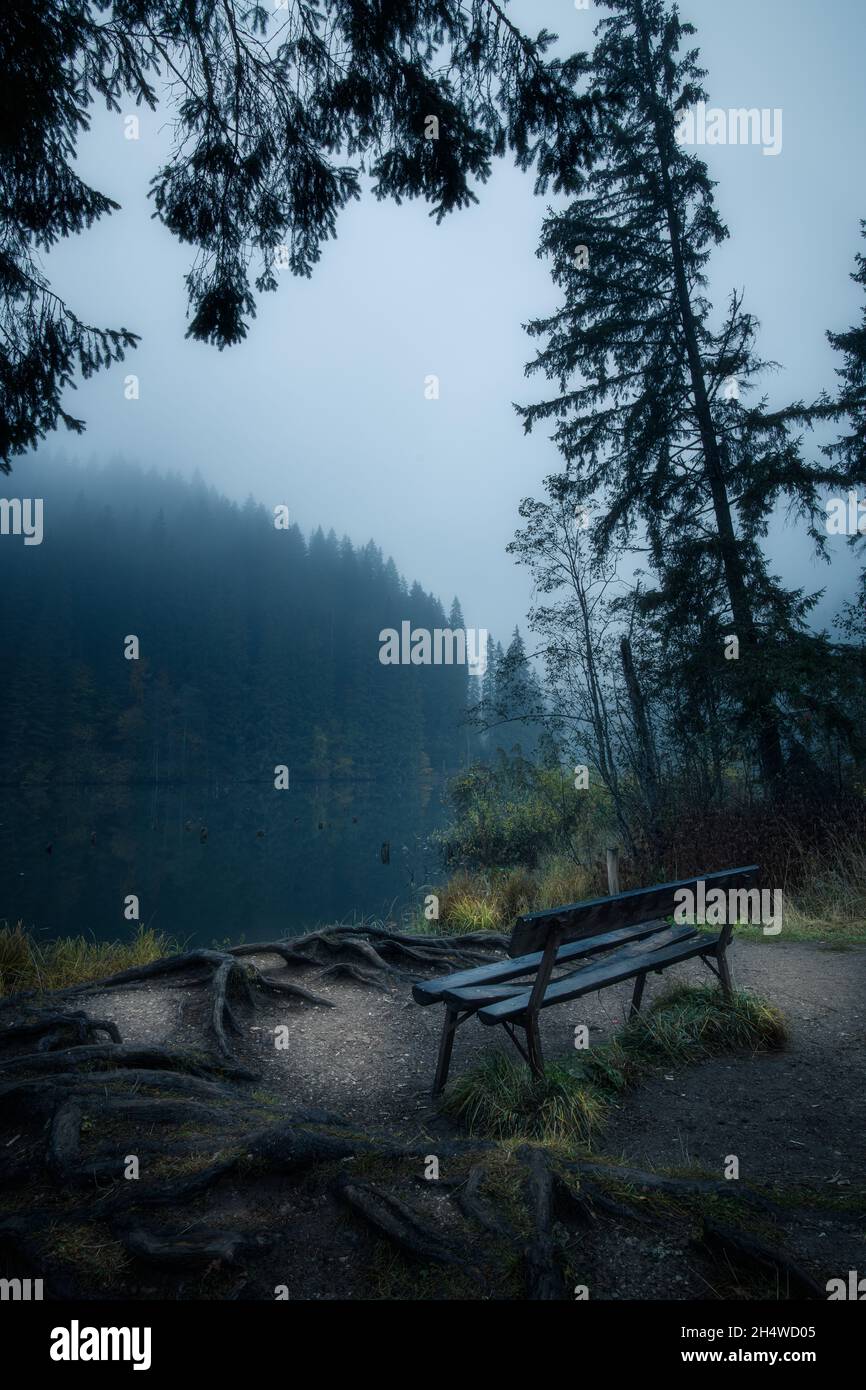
<box><xmin>437</xmin><ymin>752</ymin><xmax>613</xmax><ymax>869</ymax></box>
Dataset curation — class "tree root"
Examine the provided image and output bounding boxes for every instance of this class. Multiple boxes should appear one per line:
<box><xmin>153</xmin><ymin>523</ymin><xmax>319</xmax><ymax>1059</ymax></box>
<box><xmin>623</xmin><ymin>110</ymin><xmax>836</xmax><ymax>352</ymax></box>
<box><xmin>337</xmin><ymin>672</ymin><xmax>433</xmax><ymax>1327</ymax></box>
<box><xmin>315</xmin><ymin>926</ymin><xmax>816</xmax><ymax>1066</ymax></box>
<box><xmin>314</xmin><ymin>962</ymin><xmax>392</xmax><ymax>990</ymax></box>
<box><xmin>229</xmin><ymin>924</ymin><xmax>506</xmax><ymax>980</ymax></box>
<box><xmin>0</xmin><ymin>1043</ymin><xmax>257</xmax><ymax>1082</ymax></box>
<box><xmin>7</xmin><ymin>926</ymin><xmax>503</xmax><ymax>1063</ymax></box>
<box><xmin>0</xmin><ymin>1068</ymin><xmax>255</xmax><ymax>1119</ymax></box>
<box><xmin>332</xmin><ymin>1172</ymin><xmax>474</xmax><ymax>1271</ymax></box>
<box><xmin>696</xmin><ymin>1218</ymin><xmax>826</xmax><ymax>1299</ymax></box>
<box><xmin>114</xmin><ymin>1224</ymin><xmax>275</xmax><ymax>1270</ymax></box>
<box><xmin>253</xmin><ymin>974</ymin><xmax>333</xmax><ymax>1007</ymax></box>
<box><xmin>0</xmin><ymin>1010</ymin><xmax>121</xmax><ymax>1052</ymax></box>
<box><xmin>566</xmin><ymin>1160</ymin><xmax>783</xmax><ymax>1217</ymax></box>
<box><xmin>517</xmin><ymin>1145</ymin><xmax>569</xmax><ymax>1300</ymax></box>
<box><xmin>453</xmin><ymin>1164</ymin><xmax>518</xmax><ymax>1241</ymax></box>
<box><xmin>50</xmin><ymin>948</ymin><xmax>335</xmax><ymax>1061</ymax></box>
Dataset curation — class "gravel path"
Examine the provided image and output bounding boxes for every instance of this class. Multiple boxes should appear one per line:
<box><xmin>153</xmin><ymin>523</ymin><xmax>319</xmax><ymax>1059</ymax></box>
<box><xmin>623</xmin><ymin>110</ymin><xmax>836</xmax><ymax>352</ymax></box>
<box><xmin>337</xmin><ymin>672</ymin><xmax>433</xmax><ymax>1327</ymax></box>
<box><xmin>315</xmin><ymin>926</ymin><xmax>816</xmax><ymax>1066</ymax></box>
<box><xmin>90</xmin><ymin>935</ymin><xmax>866</xmax><ymax>1186</ymax></box>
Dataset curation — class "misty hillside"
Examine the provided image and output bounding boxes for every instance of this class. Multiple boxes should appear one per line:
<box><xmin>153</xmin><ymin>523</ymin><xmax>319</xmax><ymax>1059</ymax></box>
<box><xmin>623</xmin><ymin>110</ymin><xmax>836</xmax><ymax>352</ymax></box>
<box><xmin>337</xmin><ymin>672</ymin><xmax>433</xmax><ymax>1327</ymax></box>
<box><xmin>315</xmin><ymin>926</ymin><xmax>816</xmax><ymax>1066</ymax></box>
<box><xmin>0</xmin><ymin>462</ymin><xmax>472</xmax><ymax>785</ymax></box>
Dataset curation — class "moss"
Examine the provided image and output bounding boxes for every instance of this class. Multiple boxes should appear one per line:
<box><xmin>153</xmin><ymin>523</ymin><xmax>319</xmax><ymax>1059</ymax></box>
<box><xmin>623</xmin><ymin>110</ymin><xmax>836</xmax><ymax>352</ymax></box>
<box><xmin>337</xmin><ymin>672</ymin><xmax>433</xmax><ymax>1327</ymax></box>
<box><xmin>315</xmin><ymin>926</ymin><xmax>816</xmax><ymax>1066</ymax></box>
<box><xmin>147</xmin><ymin>1149</ymin><xmax>233</xmax><ymax>1178</ymax></box>
<box><xmin>44</xmin><ymin>1222</ymin><xmax>130</xmax><ymax>1286</ymax></box>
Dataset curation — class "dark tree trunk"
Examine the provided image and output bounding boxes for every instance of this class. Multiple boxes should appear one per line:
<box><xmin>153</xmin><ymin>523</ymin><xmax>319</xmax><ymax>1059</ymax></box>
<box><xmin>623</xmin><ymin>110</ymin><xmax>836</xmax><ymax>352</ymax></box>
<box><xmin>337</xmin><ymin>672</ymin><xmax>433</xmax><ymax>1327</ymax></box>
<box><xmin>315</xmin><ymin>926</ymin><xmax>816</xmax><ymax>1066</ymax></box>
<box><xmin>632</xmin><ymin>0</ymin><xmax>785</xmax><ymax>790</ymax></box>
<box><xmin>619</xmin><ymin>635</ymin><xmax>661</xmax><ymax>822</ymax></box>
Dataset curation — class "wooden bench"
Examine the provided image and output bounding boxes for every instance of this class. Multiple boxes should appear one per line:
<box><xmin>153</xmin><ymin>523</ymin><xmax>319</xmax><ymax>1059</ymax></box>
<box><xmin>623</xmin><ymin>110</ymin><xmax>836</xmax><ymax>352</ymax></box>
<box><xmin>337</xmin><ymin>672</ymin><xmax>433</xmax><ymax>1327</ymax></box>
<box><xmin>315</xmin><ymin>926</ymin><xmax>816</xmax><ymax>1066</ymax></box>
<box><xmin>413</xmin><ymin>865</ymin><xmax>759</xmax><ymax>1095</ymax></box>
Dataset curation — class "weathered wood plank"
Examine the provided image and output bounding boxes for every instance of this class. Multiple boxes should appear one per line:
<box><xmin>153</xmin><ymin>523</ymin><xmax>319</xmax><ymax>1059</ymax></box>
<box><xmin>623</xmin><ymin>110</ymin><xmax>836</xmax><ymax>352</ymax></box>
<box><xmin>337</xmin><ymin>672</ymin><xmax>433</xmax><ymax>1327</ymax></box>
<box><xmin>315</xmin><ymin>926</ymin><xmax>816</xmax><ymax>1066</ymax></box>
<box><xmin>411</xmin><ymin>919</ymin><xmax>673</xmax><ymax>1006</ymax></box>
<box><xmin>442</xmin><ymin>925</ymin><xmax>695</xmax><ymax>1013</ymax></box>
<box><xmin>441</xmin><ymin>984</ymin><xmax>531</xmax><ymax>1005</ymax></box>
<box><xmin>479</xmin><ymin>932</ymin><xmax>720</xmax><ymax>1025</ymax></box>
<box><xmin>508</xmin><ymin>865</ymin><xmax>758</xmax><ymax>957</ymax></box>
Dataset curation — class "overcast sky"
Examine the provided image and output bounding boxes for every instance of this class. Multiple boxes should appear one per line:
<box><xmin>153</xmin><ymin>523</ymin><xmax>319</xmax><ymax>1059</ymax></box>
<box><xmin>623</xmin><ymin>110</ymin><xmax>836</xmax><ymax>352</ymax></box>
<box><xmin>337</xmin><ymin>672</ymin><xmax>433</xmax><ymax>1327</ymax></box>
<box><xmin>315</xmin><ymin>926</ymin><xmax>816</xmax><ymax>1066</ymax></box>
<box><xmin>26</xmin><ymin>0</ymin><xmax>866</xmax><ymax>645</ymax></box>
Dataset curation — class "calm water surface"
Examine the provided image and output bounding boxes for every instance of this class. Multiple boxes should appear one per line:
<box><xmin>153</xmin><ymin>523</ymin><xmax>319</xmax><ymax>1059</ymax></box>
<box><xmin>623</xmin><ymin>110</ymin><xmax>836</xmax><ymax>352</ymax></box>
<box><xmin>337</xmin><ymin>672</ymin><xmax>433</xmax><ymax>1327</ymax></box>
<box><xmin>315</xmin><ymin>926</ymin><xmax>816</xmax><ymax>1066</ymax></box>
<box><xmin>2</xmin><ymin>780</ymin><xmax>450</xmax><ymax>948</ymax></box>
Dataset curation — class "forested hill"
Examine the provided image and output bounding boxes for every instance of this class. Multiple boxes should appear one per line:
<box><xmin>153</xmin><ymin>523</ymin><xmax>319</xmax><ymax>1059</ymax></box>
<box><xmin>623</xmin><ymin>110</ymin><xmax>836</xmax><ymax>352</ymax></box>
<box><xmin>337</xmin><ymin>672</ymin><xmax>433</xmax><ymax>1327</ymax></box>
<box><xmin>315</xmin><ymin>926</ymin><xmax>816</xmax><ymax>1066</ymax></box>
<box><xmin>0</xmin><ymin>462</ymin><xmax>473</xmax><ymax>785</ymax></box>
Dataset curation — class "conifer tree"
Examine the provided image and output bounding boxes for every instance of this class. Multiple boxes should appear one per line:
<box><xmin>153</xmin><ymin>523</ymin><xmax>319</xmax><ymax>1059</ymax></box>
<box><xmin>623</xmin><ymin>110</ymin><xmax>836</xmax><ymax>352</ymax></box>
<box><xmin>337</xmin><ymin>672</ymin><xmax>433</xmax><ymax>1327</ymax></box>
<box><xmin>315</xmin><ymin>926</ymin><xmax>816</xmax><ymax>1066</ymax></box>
<box><xmin>1</xmin><ymin>0</ymin><xmax>607</xmax><ymax>468</ymax></box>
<box><xmin>517</xmin><ymin>0</ymin><xmax>849</xmax><ymax>791</ymax></box>
<box><xmin>447</xmin><ymin>597</ymin><xmax>472</xmax><ymax>766</ymax></box>
<box><xmin>824</xmin><ymin>224</ymin><xmax>866</xmax><ymax>481</ymax></box>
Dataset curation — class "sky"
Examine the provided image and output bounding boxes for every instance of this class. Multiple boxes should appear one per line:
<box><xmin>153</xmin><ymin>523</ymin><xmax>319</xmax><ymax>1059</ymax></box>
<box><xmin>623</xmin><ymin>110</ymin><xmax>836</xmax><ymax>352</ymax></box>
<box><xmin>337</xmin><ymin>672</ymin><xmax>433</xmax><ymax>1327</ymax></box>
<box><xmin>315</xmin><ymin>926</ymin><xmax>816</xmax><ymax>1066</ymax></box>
<box><xmin>23</xmin><ymin>0</ymin><xmax>866</xmax><ymax>646</ymax></box>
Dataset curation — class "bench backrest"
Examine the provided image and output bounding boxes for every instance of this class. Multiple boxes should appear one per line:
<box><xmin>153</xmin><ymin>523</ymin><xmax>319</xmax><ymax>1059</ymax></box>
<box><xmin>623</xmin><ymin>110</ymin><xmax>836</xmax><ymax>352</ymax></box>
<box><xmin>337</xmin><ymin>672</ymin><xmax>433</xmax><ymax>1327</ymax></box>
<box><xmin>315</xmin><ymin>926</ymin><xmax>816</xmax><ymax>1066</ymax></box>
<box><xmin>508</xmin><ymin>865</ymin><xmax>760</xmax><ymax>958</ymax></box>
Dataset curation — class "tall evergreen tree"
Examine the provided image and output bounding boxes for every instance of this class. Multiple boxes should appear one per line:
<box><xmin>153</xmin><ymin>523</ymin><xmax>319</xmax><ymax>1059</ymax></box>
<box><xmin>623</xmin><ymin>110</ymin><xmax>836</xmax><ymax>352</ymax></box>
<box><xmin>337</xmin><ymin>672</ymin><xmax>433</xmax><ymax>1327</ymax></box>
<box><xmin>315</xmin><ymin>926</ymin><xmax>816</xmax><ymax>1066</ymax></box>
<box><xmin>1</xmin><ymin>0</ymin><xmax>608</xmax><ymax>468</ymax></box>
<box><xmin>446</xmin><ymin>597</ymin><xmax>472</xmax><ymax>768</ymax></box>
<box><xmin>517</xmin><ymin>0</ymin><xmax>849</xmax><ymax>791</ymax></box>
<box><xmin>823</xmin><ymin>223</ymin><xmax>866</xmax><ymax>486</ymax></box>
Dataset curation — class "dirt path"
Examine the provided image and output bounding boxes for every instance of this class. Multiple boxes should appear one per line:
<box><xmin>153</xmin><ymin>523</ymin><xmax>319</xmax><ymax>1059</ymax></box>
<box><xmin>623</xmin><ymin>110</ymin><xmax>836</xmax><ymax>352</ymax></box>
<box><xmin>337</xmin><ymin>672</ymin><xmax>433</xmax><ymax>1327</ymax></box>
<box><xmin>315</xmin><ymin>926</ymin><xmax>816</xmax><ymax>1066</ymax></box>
<box><xmin>6</xmin><ymin>934</ymin><xmax>863</xmax><ymax>1301</ymax></box>
<box><xmin>91</xmin><ymin>936</ymin><xmax>866</xmax><ymax>1186</ymax></box>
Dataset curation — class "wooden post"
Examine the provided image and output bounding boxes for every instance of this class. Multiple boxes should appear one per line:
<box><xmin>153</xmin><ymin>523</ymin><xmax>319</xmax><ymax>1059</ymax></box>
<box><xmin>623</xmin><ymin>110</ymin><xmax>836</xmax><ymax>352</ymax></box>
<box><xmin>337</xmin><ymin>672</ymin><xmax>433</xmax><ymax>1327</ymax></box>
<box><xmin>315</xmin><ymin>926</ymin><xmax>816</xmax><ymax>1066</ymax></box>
<box><xmin>606</xmin><ymin>846</ymin><xmax>620</xmax><ymax>896</ymax></box>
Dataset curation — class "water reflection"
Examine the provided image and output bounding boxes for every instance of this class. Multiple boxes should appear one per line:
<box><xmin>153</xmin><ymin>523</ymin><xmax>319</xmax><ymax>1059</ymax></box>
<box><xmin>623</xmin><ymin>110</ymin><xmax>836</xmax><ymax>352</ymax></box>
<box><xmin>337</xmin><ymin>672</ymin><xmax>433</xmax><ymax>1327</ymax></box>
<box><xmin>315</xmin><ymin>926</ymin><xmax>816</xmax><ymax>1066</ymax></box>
<box><xmin>1</xmin><ymin>780</ymin><xmax>450</xmax><ymax>947</ymax></box>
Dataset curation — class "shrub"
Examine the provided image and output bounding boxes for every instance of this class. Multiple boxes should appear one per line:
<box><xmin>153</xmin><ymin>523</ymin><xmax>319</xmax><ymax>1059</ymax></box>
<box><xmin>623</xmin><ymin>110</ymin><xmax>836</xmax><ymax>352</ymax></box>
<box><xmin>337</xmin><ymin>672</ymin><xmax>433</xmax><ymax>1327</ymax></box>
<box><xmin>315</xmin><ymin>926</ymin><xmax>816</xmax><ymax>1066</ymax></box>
<box><xmin>437</xmin><ymin>752</ymin><xmax>614</xmax><ymax>869</ymax></box>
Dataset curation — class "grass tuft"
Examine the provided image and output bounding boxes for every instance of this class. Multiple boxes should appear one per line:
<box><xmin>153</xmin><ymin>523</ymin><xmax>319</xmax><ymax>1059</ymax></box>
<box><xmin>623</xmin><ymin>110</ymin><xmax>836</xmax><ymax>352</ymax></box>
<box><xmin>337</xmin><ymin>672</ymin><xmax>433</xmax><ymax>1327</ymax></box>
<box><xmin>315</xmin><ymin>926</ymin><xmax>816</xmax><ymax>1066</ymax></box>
<box><xmin>0</xmin><ymin>920</ymin><xmax>173</xmax><ymax>996</ymax></box>
<box><xmin>412</xmin><ymin>856</ymin><xmax>602</xmax><ymax>937</ymax></box>
<box><xmin>442</xmin><ymin>1052</ymin><xmax>608</xmax><ymax>1146</ymax></box>
<box><xmin>625</xmin><ymin>982</ymin><xmax>788</xmax><ymax>1059</ymax></box>
<box><xmin>442</xmin><ymin>985</ymin><xmax>786</xmax><ymax>1148</ymax></box>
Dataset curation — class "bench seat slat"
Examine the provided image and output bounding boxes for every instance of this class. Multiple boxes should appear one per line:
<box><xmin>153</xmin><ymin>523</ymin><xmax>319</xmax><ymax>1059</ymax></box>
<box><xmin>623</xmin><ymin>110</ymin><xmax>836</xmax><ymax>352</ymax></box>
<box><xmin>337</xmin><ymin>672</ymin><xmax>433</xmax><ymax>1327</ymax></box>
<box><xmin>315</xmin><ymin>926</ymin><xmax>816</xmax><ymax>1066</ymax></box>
<box><xmin>411</xmin><ymin>919</ymin><xmax>672</xmax><ymax>1007</ymax></box>
<box><xmin>441</xmin><ymin>984</ymin><xmax>531</xmax><ymax>1005</ymax></box>
<box><xmin>439</xmin><ymin>925</ymin><xmax>695</xmax><ymax>1012</ymax></box>
<box><xmin>478</xmin><ymin>931</ymin><xmax>719</xmax><ymax>1025</ymax></box>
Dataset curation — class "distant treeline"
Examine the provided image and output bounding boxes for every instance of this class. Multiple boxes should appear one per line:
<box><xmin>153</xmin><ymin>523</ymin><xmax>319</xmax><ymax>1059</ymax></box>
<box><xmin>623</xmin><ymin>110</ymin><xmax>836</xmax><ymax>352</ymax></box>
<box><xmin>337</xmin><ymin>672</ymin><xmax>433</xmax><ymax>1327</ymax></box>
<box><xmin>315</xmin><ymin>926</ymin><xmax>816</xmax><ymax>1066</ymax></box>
<box><xmin>1</xmin><ymin>461</ymin><xmax>482</xmax><ymax>785</ymax></box>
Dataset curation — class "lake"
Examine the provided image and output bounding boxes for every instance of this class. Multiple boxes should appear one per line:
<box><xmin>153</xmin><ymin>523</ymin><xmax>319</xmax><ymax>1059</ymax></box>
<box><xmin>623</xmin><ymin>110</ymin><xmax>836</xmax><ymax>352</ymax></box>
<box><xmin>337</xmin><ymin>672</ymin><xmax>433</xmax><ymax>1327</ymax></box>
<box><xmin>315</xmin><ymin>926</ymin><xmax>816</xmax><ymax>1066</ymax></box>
<box><xmin>1</xmin><ymin>780</ymin><xmax>452</xmax><ymax>948</ymax></box>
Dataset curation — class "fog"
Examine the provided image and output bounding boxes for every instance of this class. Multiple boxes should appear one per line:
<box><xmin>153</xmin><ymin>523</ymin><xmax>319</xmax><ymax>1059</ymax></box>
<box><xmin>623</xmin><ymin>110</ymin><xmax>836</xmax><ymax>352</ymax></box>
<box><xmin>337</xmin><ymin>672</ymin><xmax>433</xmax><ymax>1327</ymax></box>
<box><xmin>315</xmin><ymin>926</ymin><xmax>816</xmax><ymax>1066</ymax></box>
<box><xmin>23</xmin><ymin>0</ymin><xmax>866</xmax><ymax>642</ymax></box>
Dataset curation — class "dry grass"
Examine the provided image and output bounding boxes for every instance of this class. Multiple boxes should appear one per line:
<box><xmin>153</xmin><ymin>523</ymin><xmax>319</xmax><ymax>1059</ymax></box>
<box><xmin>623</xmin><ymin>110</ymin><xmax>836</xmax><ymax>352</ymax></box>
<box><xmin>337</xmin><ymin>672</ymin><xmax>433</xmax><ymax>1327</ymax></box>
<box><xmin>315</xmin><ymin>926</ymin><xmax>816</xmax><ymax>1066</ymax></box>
<box><xmin>415</xmin><ymin>855</ymin><xmax>603</xmax><ymax>936</ymax></box>
<box><xmin>0</xmin><ymin>920</ymin><xmax>173</xmax><ymax>997</ymax></box>
<box><xmin>417</xmin><ymin>819</ymin><xmax>866</xmax><ymax>944</ymax></box>
<box><xmin>780</xmin><ymin>832</ymin><xmax>866</xmax><ymax>941</ymax></box>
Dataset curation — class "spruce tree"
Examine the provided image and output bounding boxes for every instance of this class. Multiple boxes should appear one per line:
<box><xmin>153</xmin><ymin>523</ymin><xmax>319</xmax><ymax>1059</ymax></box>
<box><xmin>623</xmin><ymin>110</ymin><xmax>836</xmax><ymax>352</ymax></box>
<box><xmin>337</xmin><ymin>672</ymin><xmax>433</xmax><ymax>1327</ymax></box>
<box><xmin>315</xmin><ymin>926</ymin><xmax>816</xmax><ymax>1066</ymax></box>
<box><xmin>822</xmin><ymin>225</ymin><xmax>866</xmax><ymax>648</ymax></box>
<box><xmin>447</xmin><ymin>597</ymin><xmax>471</xmax><ymax>766</ymax></box>
<box><xmin>1</xmin><ymin>0</ymin><xmax>607</xmax><ymax>468</ymax></box>
<box><xmin>822</xmin><ymin>223</ymin><xmax>866</xmax><ymax>499</ymax></box>
<box><xmin>517</xmin><ymin>0</ymin><xmax>849</xmax><ymax>791</ymax></box>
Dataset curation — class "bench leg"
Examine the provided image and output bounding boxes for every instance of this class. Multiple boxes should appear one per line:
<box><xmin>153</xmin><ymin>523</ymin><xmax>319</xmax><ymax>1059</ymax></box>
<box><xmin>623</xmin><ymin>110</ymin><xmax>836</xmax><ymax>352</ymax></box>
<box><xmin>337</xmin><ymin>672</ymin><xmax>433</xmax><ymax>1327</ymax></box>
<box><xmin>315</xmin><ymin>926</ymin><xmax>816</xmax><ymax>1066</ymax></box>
<box><xmin>630</xmin><ymin>971</ymin><xmax>647</xmax><ymax>1019</ymax></box>
<box><xmin>717</xmin><ymin>947</ymin><xmax>734</xmax><ymax>998</ymax></box>
<box><xmin>526</xmin><ymin>1014</ymin><xmax>545</xmax><ymax>1080</ymax></box>
<box><xmin>432</xmin><ymin>1006</ymin><xmax>460</xmax><ymax>1096</ymax></box>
